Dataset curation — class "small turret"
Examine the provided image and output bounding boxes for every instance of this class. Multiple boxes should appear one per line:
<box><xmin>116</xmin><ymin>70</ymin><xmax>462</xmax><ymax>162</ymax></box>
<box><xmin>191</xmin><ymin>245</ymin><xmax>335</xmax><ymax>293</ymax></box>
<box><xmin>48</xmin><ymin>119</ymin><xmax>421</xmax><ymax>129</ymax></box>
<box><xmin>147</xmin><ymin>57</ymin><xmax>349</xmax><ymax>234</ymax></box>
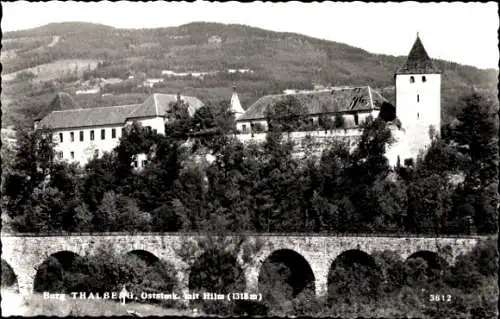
<box><xmin>229</xmin><ymin>84</ymin><xmax>245</xmax><ymax>120</ymax></box>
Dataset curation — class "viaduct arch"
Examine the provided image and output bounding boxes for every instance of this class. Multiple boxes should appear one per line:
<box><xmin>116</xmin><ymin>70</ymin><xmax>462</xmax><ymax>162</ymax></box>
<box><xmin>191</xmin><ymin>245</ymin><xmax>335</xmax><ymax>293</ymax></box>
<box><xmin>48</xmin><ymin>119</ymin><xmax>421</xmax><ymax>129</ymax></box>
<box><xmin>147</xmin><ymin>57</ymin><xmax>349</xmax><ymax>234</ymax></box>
<box><xmin>0</xmin><ymin>233</ymin><xmax>486</xmax><ymax>297</ymax></box>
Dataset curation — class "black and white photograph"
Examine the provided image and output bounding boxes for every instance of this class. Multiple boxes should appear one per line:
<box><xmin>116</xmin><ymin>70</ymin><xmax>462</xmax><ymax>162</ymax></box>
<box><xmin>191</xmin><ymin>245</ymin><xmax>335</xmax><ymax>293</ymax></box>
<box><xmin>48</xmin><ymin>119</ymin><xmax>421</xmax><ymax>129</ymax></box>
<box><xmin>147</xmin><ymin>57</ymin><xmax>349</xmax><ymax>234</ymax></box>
<box><xmin>1</xmin><ymin>1</ymin><xmax>498</xmax><ymax>317</ymax></box>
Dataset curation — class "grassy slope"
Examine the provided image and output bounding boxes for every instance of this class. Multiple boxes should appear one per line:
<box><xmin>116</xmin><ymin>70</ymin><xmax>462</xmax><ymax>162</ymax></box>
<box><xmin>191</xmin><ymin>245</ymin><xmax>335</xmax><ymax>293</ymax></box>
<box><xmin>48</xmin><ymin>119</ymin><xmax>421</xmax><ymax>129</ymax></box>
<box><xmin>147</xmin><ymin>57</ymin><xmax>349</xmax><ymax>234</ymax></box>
<box><xmin>2</xmin><ymin>22</ymin><xmax>497</xmax><ymax>127</ymax></box>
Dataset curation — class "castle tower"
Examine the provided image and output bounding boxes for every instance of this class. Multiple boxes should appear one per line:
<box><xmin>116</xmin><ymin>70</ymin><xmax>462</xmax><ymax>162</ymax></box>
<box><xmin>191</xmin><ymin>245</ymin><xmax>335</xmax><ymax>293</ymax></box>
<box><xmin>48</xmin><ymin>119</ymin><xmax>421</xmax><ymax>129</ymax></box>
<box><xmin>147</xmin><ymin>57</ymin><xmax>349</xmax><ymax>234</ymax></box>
<box><xmin>395</xmin><ymin>34</ymin><xmax>441</xmax><ymax>163</ymax></box>
<box><xmin>229</xmin><ymin>85</ymin><xmax>245</xmax><ymax>120</ymax></box>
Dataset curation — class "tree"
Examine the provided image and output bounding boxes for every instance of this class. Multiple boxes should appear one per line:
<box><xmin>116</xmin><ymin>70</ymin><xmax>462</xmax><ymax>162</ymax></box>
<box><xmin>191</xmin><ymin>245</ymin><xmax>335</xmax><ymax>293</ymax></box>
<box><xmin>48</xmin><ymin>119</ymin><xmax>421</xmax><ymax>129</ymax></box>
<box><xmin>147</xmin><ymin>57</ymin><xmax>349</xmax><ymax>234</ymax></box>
<box><xmin>334</xmin><ymin>113</ymin><xmax>345</xmax><ymax>129</ymax></box>
<box><xmin>116</xmin><ymin>195</ymin><xmax>152</xmax><ymax>232</ymax></box>
<box><xmin>82</xmin><ymin>153</ymin><xmax>117</xmax><ymax>212</ymax></box>
<box><xmin>73</xmin><ymin>203</ymin><xmax>93</xmax><ymax>232</ymax></box>
<box><xmin>369</xmin><ymin>177</ymin><xmax>407</xmax><ymax>232</ymax></box>
<box><xmin>204</xmin><ymin>139</ymin><xmax>259</xmax><ymax>232</ymax></box>
<box><xmin>318</xmin><ymin>115</ymin><xmax>335</xmax><ymax>131</ymax></box>
<box><xmin>266</xmin><ymin>96</ymin><xmax>308</xmax><ymax>133</ymax></box>
<box><xmin>94</xmin><ymin>191</ymin><xmax>119</xmax><ymax>232</ymax></box>
<box><xmin>451</xmin><ymin>92</ymin><xmax>499</xmax><ymax>233</ymax></box>
<box><xmin>3</xmin><ymin>126</ymin><xmax>60</xmax><ymax>231</ymax></box>
<box><xmin>165</xmin><ymin>100</ymin><xmax>192</xmax><ymax>139</ymax></box>
<box><xmin>175</xmin><ymin>232</ymin><xmax>264</xmax><ymax>315</ymax></box>
<box><xmin>343</xmin><ymin>117</ymin><xmax>395</xmax><ymax>230</ymax></box>
<box><xmin>405</xmin><ymin>173</ymin><xmax>454</xmax><ymax>233</ymax></box>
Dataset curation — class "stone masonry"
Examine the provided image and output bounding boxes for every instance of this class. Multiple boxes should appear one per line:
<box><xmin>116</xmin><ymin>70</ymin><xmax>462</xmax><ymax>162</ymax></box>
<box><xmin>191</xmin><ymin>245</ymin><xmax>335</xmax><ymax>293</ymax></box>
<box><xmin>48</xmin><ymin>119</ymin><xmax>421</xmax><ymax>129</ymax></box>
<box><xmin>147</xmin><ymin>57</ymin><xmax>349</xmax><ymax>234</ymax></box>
<box><xmin>1</xmin><ymin>233</ymin><xmax>487</xmax><ymax>297</ymax></box>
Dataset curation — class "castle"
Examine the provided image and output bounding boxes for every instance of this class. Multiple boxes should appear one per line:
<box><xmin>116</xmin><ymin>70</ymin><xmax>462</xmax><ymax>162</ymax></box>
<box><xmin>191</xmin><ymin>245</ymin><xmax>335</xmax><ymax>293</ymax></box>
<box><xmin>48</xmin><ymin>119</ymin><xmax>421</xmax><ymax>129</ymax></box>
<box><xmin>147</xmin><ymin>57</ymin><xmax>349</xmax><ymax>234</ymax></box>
<box><xmin>35</xmin><ymin>35</ymin><xmax>441</xmax><ymax>167</ymax></box>
<box><xmin>234</xmin><ymin>34</ymin><xmax>442</xmax><ymax>166</ymax></box>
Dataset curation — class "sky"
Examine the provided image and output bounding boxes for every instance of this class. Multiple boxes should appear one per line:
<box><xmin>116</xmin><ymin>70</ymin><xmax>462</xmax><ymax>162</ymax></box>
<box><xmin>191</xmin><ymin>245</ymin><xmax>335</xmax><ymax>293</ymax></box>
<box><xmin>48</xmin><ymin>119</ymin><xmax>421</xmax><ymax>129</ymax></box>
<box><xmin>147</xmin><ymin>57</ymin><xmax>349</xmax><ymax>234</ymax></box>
<box><xmin>2</xmin><ymin>1</ymin><xmax>499</xmax><ymax>69</ymax></box>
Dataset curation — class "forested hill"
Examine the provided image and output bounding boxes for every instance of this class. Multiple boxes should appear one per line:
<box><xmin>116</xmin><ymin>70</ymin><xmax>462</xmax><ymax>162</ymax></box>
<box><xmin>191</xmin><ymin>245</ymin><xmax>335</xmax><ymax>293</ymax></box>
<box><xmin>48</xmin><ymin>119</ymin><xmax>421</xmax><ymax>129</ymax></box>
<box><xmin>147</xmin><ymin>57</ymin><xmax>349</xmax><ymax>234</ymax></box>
<box><xmin>2</xmin><ymin>22</ymin><xmax>498</xmax><ymax>126</ymax></box>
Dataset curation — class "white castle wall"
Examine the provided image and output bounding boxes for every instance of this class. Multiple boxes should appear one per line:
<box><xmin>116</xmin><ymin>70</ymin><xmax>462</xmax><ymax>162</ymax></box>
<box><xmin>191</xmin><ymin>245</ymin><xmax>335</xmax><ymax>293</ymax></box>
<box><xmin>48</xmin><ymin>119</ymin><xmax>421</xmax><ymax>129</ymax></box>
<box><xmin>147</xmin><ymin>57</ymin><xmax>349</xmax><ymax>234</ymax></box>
<box><xmin>396</xmin><ymin>73</ymin><xmax>441</xmax><ymax>163</ymax></box>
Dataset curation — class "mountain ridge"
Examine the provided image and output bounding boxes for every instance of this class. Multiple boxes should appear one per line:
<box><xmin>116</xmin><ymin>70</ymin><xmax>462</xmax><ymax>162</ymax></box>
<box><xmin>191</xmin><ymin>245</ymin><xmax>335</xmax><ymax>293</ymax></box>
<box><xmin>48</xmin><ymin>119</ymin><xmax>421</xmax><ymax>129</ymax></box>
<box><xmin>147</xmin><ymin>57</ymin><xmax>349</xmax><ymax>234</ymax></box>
<box><xmin>5</xmin><ymin>21</ymin><xmax>496</xmax><ymax>71</ymax></box>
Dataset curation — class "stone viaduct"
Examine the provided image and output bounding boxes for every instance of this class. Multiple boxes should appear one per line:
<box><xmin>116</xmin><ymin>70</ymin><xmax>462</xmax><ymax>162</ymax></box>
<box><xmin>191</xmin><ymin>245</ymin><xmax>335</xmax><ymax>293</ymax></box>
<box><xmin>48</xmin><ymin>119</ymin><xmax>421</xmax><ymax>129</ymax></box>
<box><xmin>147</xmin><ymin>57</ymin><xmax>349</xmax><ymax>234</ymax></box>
<box><xmin>1</xmin><ymin>233</ymin><xmax>488</xmax><ymax>297</ymax></box>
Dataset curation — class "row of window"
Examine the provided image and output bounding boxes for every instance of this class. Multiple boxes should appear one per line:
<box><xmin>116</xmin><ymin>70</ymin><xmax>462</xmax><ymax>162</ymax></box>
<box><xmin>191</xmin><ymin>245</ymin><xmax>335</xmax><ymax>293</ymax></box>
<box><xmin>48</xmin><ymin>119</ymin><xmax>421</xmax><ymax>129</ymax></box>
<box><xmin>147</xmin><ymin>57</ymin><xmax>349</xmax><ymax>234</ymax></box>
<box><xmin>58</xmin><ymin>126</ymin><xmax>157</xmax><ymax>143</ymax></box>
<box><xmin>409</xmin><ymin>76</ymin><xmax>426</xmax><ymax>83</ymax></box>
<box><xmin>59</xmin><ymin>128</ymin><xmax>121</xmax><ymax>143</ymax></box>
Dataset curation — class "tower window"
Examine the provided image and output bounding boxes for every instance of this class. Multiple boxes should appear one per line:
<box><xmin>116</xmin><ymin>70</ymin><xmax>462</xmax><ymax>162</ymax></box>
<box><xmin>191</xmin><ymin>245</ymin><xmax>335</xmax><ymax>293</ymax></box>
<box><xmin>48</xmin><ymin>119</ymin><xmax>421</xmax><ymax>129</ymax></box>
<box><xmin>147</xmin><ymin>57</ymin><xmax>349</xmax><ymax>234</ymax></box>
<box><xmin>417</xmin><ymin>94</ymin><xmax>420</xmax><ymax>103</ymax></box>
<box><xmin>59</xmin><ymin>133</ymin><xmax>63</xmax><ymax>143</ymax></box>
<box><xmin>422</xmin><ymin>76</ymin><xmax>426</xmax><ymax>82</ymax></box>
<box><xmin>410</xmin><ymin>76</ymin><xmax>415</xmax><ymax>83</ymax></box>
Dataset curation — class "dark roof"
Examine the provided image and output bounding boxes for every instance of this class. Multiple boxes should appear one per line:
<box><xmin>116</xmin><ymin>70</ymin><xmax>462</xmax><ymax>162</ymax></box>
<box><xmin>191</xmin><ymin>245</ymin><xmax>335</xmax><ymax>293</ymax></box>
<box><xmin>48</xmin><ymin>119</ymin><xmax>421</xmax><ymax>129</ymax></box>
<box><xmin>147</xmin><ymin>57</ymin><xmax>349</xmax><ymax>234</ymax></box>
<box><xmin>237</xmin><ymin>86</ymin><xmax>386</xmax><ymax>122</ymax></box>
<box><xmin>396</xmin><ymin>35</ymin><xmax>441</xmax><ymax>75</ymax></box>
<box><xmin>127</xmin><ymin>93</ymin><xmax>204</xmax><ymax>118</ymax></box>
<box><xmin>39</xmin><ymin>104</ymin><xmax>140</xmax><ymax>129</ymax></box>
<box><xmin>39</xmin><ymin>93</ymin><xmax>204</xmax><ymax>129</ymax></box>
<box><xmin>49</xmin><ymin>92</ymin><xmax>79</xmax><ymax>110</ymax></box>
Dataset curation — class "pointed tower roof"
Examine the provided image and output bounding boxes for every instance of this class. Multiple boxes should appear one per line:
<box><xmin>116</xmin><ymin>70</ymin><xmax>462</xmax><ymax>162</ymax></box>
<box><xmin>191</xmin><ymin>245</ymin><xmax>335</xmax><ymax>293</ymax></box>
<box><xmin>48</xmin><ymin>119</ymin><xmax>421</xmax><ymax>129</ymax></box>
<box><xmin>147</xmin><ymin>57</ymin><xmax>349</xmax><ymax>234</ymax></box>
<box><xmin>229</xmin><ymin>85</ymin><xmax>245</xmax><ymax>119</ymax></box>
<box><xmin>396</xmin><ymin>34</ymin><xmax>441</xmax><ymax>75</ymax></box>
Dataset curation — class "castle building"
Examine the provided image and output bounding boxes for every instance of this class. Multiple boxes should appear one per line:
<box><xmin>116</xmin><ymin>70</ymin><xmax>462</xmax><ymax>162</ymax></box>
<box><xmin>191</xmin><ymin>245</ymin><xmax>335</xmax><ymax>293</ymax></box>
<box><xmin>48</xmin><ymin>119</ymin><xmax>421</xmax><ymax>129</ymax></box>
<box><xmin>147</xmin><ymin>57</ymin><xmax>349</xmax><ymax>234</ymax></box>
<box><xmin>235</xmin><ymin>86</ymin><xmax>390</xmax><ymax>134</ymax></box>
<box><xmin>34</xmin><ymin>35</ymin><xmax>440</xmax><ymax>169</ymax></box>
<box><xmin>234</xmin><ymin>34</ymin><xmax>441</xmax><ymax>167</ymax></box>
<box><xmin>391</xmin><ymin>34</ymin><xmax>442</xmax><ymax>165</ymax></box>
<box><xmin>36</xmin><ymin>93</ymin><xmax>203</xmax><ymax>167</ymax></box>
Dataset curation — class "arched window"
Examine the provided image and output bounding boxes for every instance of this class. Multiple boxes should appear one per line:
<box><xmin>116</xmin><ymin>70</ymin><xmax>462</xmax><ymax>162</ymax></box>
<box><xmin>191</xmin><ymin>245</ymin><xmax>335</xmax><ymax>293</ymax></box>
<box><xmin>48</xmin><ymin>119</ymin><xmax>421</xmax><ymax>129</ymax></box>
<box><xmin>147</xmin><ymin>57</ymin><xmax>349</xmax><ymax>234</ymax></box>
<box><xmin>410</xmin><ymin>76</ymin><xmax>415</xmax><ymax>83</ymax></box>
<box><xmin>422</xmin><ymin>76</ymin><xmax>427</xmax><ymax>82</ymax></box>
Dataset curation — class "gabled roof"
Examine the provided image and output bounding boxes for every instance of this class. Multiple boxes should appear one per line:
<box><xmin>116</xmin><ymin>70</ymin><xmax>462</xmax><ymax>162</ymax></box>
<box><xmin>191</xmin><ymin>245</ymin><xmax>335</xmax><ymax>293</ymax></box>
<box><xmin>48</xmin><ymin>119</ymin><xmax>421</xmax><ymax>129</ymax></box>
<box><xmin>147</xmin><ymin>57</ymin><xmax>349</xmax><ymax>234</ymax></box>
<box><xmin>127</xmin><ymin>93</ymin><xmax>204</xmax><ymax>118</ymax></box>
<box><xmin>38</xmin><ymin>104</ymin><xmax>140</xmax><ymax>129</ymax></box>
<box><xmin>396</xmin><ymin>35</ymin><xmax>441</xmax><ymax>75</ymax></box>
<box><xmin>38</xmin><ymin>93</ymin><xmax>204</xmax><ymax>130</ymax></box>
<box><xmin>237</xmin><ymin>86</ymin><xmax>387</xmax><ymax>122</ymax></box>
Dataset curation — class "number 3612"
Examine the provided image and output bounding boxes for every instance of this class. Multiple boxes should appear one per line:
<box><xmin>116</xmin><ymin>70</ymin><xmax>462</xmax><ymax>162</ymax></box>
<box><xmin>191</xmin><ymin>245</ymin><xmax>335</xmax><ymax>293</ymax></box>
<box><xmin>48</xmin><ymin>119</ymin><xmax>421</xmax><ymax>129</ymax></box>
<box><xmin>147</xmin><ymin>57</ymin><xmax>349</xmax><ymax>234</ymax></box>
<box><xmin>429</xmin><ymin>294</ymin><xmax>451</xmax><ymax>302</ymax></box>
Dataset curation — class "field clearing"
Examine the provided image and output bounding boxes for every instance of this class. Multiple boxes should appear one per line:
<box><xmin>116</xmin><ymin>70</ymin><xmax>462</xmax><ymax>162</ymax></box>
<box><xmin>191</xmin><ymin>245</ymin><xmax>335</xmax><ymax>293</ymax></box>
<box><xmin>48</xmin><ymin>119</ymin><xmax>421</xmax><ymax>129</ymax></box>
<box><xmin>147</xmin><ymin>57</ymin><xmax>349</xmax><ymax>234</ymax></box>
<box><xmin>1</xmin><ymin>289</ymin><xmax>195</xmax><ymax>317</ymax></box>
<box><xmin>2</xmin><ymin>59</ymin><xmax>100</xmax><ymax>82</ymax></box>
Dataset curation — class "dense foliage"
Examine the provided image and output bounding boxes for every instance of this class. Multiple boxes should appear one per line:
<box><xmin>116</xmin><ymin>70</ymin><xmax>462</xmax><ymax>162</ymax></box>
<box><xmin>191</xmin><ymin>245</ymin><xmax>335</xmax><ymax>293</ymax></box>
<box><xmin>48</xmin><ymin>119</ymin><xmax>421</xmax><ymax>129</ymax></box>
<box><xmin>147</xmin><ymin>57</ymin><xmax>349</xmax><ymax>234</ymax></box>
<box><xmin>2</xmin><ymin>92</ymin><xmax>498</xmax><ymax>235</ymax></box>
